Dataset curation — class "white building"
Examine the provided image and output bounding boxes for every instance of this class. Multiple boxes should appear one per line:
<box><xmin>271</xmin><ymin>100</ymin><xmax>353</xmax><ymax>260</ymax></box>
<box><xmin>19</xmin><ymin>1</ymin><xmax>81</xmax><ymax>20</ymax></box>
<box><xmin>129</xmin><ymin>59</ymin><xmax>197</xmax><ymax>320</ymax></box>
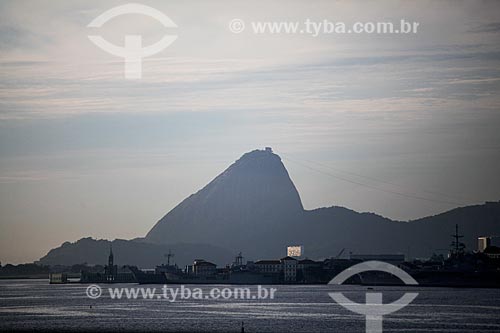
<box><xmin>478</xmin><ymin>237</ymin><xmax>491</xmax><ymax>252</ymax></box>
<box><xmin>287</xmin><ymin>245</ymin><xmax>304</xmax><ymax>258</ymax></box>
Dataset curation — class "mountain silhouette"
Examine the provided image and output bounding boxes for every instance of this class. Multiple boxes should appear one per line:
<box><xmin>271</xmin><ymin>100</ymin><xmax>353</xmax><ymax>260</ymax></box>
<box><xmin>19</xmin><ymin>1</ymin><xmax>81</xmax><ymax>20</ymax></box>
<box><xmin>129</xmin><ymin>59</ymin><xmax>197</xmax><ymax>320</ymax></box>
<box><xmin>37</xmin><ymin>238</ymin><xmax>233</xmax><ymax>268</ymax></box>
<box><xmin>145</xmin><ymin>148</ymin><xmax>304</xmax><ymax>257</ymax></box>
<box><xmin>39</xmin><ymin>148</ymin><xmax>500</xmax><ymax>266</ymax></box>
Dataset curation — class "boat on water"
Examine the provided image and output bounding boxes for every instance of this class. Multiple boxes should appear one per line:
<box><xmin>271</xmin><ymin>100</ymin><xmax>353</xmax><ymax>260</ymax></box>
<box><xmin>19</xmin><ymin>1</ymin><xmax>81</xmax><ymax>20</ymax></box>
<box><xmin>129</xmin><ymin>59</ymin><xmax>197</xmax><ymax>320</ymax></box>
<box><xmin>128</xmin><ymin>265</ymin><xmax>278</xmax><ymax>284</ymax></box>
<box><xmin>343</xmin><ymin>266</ymin><xmax>500</xmax><ymax>288</ymax></box>
<box><xmin>348</xmin><ymin>225</ymin><xmax>500</xmax><ymax>288</ymax></box>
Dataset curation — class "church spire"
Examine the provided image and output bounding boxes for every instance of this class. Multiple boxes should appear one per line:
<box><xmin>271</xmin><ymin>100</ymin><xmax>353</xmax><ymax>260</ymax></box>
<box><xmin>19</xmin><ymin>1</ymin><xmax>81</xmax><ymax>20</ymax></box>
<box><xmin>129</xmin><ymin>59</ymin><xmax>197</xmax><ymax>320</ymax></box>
<box><xmin>108</xmin><ymin>244</ymin><xmax>114</xmax><ymax>267</ymax></box>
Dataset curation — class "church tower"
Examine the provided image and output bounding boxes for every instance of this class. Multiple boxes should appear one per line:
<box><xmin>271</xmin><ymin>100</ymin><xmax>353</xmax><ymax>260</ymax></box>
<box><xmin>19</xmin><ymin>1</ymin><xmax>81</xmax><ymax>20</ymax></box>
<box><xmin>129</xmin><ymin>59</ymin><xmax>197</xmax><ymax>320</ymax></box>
<box><xmin>108</xmin><ymin>245</ymin><xmax>114</xmax><ymax>268</ymax></box>
<box><xmin>106</xmin><ymin>245</ymin><xmax>116</xmax><ymax>282</ymax></box>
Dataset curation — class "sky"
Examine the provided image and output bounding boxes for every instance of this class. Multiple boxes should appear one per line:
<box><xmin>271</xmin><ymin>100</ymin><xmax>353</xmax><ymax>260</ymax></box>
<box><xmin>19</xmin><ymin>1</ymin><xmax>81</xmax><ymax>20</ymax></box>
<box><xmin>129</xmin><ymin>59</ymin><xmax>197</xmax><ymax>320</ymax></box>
<box><xmin>1</xmin><ymin>0</ymin><xmax>500</xmax><ymax>263</ymax></box>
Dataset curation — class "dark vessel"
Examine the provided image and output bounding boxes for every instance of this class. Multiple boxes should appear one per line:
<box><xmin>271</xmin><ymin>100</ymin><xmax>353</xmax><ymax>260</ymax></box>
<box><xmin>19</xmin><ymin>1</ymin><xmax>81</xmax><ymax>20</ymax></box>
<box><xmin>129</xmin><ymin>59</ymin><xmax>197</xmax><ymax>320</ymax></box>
<box><xmin>129</xmin><ymin>252</ymin><xmax>278</xmax><ymax>284</ymax></box>
<box><xmin>351</xmin><ymin>225</ymin><xmax>500</xmax><ymax>288</ymax></box>
<box><xmin>401</xmin><ymin>225</ymin><xmax>500</xmax><ymax>288</ymax></box>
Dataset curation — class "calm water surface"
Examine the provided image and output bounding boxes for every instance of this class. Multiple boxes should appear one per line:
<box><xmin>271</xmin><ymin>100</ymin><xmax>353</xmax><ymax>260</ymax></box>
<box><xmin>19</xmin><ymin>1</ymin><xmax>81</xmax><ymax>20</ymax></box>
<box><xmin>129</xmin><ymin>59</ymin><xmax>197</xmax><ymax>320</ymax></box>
<box><xmin>1</xmin><ymin>279</ymin><xmax>499</xmax><ymax>332</ymax></box>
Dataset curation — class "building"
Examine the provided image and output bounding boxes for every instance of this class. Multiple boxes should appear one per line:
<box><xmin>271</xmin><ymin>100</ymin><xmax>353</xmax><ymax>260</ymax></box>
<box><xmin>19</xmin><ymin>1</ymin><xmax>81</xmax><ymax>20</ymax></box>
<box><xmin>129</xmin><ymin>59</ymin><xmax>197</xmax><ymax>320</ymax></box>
<box><xmin>349</xmin><ymin>254</ymin><xmax>405</xmax><ymax>265</ymax></box>
<box><xmin>298</xmin><ymin>259</ymin><xmax>322</xmax><ymax>270</ymax></box>
<box><xmin>49</xmin><ymin>273</ymin><xmax>68</xmax><ymax>284</ymax></box>
<box><xmin>484</xmin><ymin>246</ymin><xmax>500</xmax><ymax>260</ymax></box>
<box><xmin>480</xmin><ymin>236</ymin><xmax>500</xmax><ymax>252</ymax></box>
<box><xmin>280</xmin><ymin>256</ymin><xmax>298</xmax><ymax>282</ymax></box>
<box><xmin>80</xmin><ymin>246</ymin><xmax>135</xmax><ymax>283</ymax></box>
<box><xmin>254</xmin><ymin>255</ymin><xmax>324</xmax><ymax>283</ymax></box>
<box><xmin>192</xmin><ymin>259</ymin><xmax>217</xmax><ymax>276</ymax></box>
<box><xmin>254</xmin><ymin>260</ymin><xmax>281</xmax><ymax>273</ymax></box>
<box><xmin>478</xmin><ymin>237</ymin><xmax>491</xmax><ymax>252</ymax></box>
<box><xmin>287</xmin><ymin>245</ymin><xmax>304</xmax><ymax>258</ymax></box>
<box><xmin>254</xmin><ymin>257</ymin><xmax>298</xmax><ymax>282</ymax></box>
<box><xmin>297</xmin><ymin>259</ymin><xmax>323</xmax><ymax>283</ymax></box>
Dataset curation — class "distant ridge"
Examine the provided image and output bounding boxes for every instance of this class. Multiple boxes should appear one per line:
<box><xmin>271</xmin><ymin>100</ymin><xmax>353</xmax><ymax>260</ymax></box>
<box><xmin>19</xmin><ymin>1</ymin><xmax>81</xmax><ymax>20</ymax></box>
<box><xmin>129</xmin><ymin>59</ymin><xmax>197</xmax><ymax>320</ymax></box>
<box><xmin>39</xmin><ymin>149</ymin><xmax>500</xmax><ymax>266</ymax></box>
<box><xmin>37</xmin><ymin>238</ymin><xmax>233</xmax><ymax>268</ymax></box>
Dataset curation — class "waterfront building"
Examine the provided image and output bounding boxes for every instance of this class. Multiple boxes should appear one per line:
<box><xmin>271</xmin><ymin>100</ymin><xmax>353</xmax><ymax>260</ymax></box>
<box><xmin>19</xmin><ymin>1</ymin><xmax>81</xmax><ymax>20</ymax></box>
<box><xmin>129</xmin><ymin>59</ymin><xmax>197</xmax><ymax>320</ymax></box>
<box><xmin>254</xmin><ymin>260</ymin><xmax>281</xmax><ymax>273</ymax></box>
<box><xmin>49</xmin><ymin>273</ymin><xmax>68</xmax><ymax>284</ymax></box>
<box><xmin>478</xmin><ymin>237</ymin><xmax>491</xmax><ymax>252</ymax></box>
<box><xmin>281</xmin><ymin>256</ymin><xmax>298</xmax><ymax>282</ymax></box>
<box><xmin>484</xmin><ymin>246</ymin><xmax>500</xmax><ymax>259</ymax></box>
<box><xmin>192</xmin><ymin>259</ymin><xmax>217</xmax><ymax>276</ymax></box>
<box><xmin>80</xmin><ymin>246</ymin><xmax>135</xmax><ymax>283</ymax></box>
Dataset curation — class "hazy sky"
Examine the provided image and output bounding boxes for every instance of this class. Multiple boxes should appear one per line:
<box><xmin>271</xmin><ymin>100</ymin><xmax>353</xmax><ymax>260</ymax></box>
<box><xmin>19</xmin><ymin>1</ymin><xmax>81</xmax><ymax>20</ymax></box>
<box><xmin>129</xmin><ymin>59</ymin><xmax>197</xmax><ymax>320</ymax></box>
<box><xmin>1</xmin><ymin>0</ymin><xmax>500</xmax><ymax>263</ymax></box>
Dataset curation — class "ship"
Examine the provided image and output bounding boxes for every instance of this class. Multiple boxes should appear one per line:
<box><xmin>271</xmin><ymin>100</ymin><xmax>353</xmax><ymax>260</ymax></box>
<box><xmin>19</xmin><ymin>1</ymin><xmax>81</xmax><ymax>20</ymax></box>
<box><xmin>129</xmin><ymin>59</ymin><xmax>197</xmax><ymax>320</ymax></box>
<box><xmin>128</xmin><ymin>252</ymin><xmax>278</xmax><ymax>284</ymax></box>
<box><xmin>347</xmin><ymin>225</ymin><xmax>500</xmax><ymax>288</ymax></box>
